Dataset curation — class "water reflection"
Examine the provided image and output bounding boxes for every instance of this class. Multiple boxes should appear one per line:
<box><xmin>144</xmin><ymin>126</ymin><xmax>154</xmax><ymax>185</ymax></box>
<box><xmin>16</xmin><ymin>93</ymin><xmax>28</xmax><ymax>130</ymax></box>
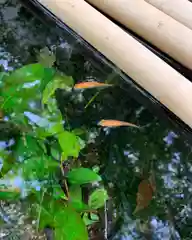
<box><xmin>1</xmin><ymin>0</ymin><xmax>192</xmax><ymax>239</ymax></box>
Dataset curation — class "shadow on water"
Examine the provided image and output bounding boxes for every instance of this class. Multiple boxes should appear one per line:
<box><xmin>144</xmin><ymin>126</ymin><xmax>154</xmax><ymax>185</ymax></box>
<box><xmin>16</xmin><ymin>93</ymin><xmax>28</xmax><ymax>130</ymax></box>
<box><xmin>0</xmin><ymin>0</ymin><xmax>192</xmax><ymax>239</ymax></box>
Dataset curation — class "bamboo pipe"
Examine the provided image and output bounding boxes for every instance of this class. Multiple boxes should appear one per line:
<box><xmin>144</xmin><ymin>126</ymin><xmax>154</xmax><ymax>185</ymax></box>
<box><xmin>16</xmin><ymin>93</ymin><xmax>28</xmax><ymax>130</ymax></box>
<box><xmin>37</xmin><ymin>0</ymin><xmax>192</xmax><ymax>128</ymax></box>
<box><xmin>86</xmin><ymin>0</ymin><xmax>192</xmax><ymax>70</ymax></box>
<box><xmin>145</xmin><ymin>0</ymin><xmax>192</xmax><ymax>31</ymax></box>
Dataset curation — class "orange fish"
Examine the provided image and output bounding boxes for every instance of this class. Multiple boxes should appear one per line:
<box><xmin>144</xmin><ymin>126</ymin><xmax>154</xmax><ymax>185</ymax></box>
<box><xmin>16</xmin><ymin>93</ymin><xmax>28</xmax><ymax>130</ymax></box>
<box><xmin>98</xmin><ymin>119</ymin><xmax>139</xmax><ymax>128</ymax></box>
<box><xmin>74</xmin><ymin>81</ymin><xmax>112</xmax><ymax>89</ymax></box>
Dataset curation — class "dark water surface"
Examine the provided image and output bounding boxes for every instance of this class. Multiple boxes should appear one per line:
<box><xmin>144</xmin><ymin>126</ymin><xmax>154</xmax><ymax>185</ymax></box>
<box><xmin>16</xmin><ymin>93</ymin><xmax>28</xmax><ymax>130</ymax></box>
<box><xmin>0</xmin><ymin>0</ymin><xmax>192</xmax><ymax>239</ymax></box>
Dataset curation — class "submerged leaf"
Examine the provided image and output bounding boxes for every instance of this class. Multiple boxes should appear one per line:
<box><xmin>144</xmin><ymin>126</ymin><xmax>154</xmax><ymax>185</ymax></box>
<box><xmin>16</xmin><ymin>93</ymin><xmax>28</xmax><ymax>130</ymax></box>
<box><xmin>66</xmin><ymin>168</ymin><xmax>101</xmax><ymax>185</ymax></box>
<box><xmin>134</xmin><ymin>179</ymin><xmax>153</xmax><ymax>214</ymax></box>
<box><xmin>98</xmin><ymin>119</ymin><xmax>139</xmax><ymax>128</ymax></box>
<box><xmin>74</xmin><ymin>81</ymin><xmax>112</xmax><ymax>89</ymax></box>
<box><xmin>37</xmin><ymin>47</ymin><xmax>56</xmax><ymax>68</ymax></box>
<box><xmin>88</xmin><ymin>188</ymin><xmax>108</xmax><ymax>209</ymax></box>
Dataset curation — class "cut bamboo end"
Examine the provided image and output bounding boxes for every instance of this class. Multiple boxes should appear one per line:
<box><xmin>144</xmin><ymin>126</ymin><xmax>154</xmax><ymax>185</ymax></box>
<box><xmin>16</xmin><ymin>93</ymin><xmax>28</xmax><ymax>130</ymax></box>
<box><xmin>37</xmin><ymin>0</ymin><xmax>192</xmax><ymax>129</ymax></box>
<box><xmin>86</xmin><ymin>0</ymin><xmax>192</xmax><ymax>70</ymax></box>
<box><xmin>145</xmin><ymin>0</ymin><xmax>192</xmax><ymax>31</ymax></box>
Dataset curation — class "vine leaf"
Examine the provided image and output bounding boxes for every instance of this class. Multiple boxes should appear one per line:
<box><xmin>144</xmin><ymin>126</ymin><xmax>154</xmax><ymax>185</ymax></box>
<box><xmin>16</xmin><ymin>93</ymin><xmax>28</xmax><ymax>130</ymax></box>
<box><xmin>52</xmin><ymin>185</ymin><xmax>67</xmax><ymax>201</ymax></box>
<box><xmin>34</xmin><ymin>195</ymin><xmax>88</xmax><ymax>240</ymax></box>
<box><xmin>83</xmin><ymin>213</ymin><xmax>99</xmax><ymax>226</ymax></box>
<box><xmin>48</xmin><ymin>122</ymin><xmax>64</xmax><ymax>136</ymax></box>
<box><xmin>0</xmin><ymin>151</ymin><xmax>16</xmax><ymax>178</ymax></box>
<box><xmin>68</xmin><ymin>185</ymin><xmax>90</xmax><ymax>212</ymax></box>
<box><xmin>74</xmin><ymin>81</ymin><xmax>112</xmax><ymax>89</ymax></box>
<box><xmin>42</xmin><ymin>74</ymin><xmax>74</xmax><ymax>104</ymax></box>
<box><xmin>21</xmin><ymin>155</ymin><xmax>58</xmax><ymax>180</ymax></box>
<box><xmin>69</xmin><ymin>185</ymin><xmax>82</xmax><ymax>202</ymax></box>
<box><xmin>66</xmin><ymin>168</ymin><xmax>101</xmax><ymax>185</ymax></box>
<box><xmin>58</xmin><ymin>131</ymin><xmax>84</xmax><ymax>160</ymax></box>
<box><xmin>134</xmin><ymin>179</ymin><xmax>154</xmax><ymax>214</ymax></box>
<box><xmin>98</xmin><ymin>119</ymin><xmax>139</xmax><ymax>128</ymax></box>
<box><xmin>15</xmin><ymin>135</ymin><xmax>41</xmax><ymax>158</ymax></box>
<box><xmin>5</xmin><ymin>63</ymin><xmax>45</xmax><ymax>85</ymax></box>
<box><xmin>88</xmin><ymin>188</ymin><xmax>108</xmax><ymax>209</ymax></box>
<box><xmin>1</xmin><ymin>63</ymin><xmax>48</xmax><ymax>112</ymax></box>
<box><xmin>0</xmin><ymin>188</ymin><xmax>20</xmax><ymax>200</ymax></box>
<box><xmin>39</xmin><ymin>67</ymin><xmax>56</xmax><ymax>92</ymax></box>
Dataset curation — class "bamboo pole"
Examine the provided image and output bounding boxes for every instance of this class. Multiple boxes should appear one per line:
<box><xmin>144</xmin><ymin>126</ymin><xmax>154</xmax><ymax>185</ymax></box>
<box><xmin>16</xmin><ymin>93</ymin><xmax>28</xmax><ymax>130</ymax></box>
<box><xmin>145</xmin><ymin>0</ymin><xmax>192</xmax><ymax>31</ymax></box>
<box><xmin>37</xmin><ymin>0</ymin><xmax>192</xmax><ymax>128</ymax></box>
<box><xmin>86</xmin><ymin>0</ymin><xmax>192</xmax><ymax>70</ymax></box>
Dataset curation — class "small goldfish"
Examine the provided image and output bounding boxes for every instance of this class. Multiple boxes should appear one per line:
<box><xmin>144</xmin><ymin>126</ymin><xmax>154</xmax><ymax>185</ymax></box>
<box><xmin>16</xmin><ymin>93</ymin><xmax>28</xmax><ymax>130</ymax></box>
<box><xmin>74</xmin><ymin>81</ymin><xmax>112</xmax><ymax>89</ymax></box>
<box><xmin>98</xmin><ymin>119</ymin><xmax>139</xmax><ymax>128</ymax></box>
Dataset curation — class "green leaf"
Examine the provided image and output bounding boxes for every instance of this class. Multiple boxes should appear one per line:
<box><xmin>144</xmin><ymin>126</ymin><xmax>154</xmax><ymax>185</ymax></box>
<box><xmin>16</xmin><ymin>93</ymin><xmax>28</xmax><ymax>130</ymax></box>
<box><xmin>48</xmin><ymin>122</ymin><xmax>64</xmax><ymax>136</ymax></box>
<box><xmin>68</xmin><ymin>185</ymin><xmax>89</xmax><ymax>212</ymax></box>
<box><xmin>68</xmin><ymin>201</ymin><xmax>90</xmax><ymax>212</ymax></box>
<box><xmin>33</xmin><ymin>127</ymin><xmax>51</xmax><ymax>139</ymax></box>
<box><xmin>35</xmin><ymin>195</ymin><xmax>88</xmax><ymax>240</ymax></box>
<box><xmin>42</xmin><ymin>74</ymin><xmax>74</xmax><ymax>104</ymax></box>
<box><xmin>0</xmin><ymin>189</ymin><xmax>20</xmax><ymax>200</ymax></box>
<box><xmin>0</xmin><ymin>72</ymin><xmax>9</xmax><ymax>84</ymax></box>
<box><xmin>1</xmin><ymin>95</ymin><xmax>28</xmax><ymax>111</ymax></box>
<box><xmin>39</xmin><ymin>67</ymin><xmax>56</xmax><ymax>92</ymax></box>
<box><xmin>66</xmin><ymin>168</ymin><xmax>101</xmax><ymax>185</ymax></box>
<box><xmin>5</xmin><ymin>63</ymin><xmax>45</xmax><ymax>85</ymax></box>
<box><xmin>52</xmin><ymin>185</ymin><xmax>67</xmax><ymax>200</ymax></box>
<box><xmin>1</xmin><ymin>65</ymin><xmax>56</xmax><ymax>113</ymax></box>
<box><xmin>15</xmin><ymin>135</ymin><xmax>41</xmax><ymax>158</ymax></box>
<box><xmin>58</xmin><ymin>131</ymin><xmax>84</xmax><ymax>160</ymax></box>
<box><xmin>88</xmin><ymin>188</ymin><xmax>108</xmax><ymax>209</ymax></box>
<box><xmin>42</xmin><ymin>79</ymin><xmax>58</xmax><ymax>104</ymax></box>
<box><xmin>0</xmin><ymin>151</ymin><xmax>16</xmax><ymax>178</ymax></box>
<box><xmin>83</xmin><ymin>213</ymin><xmax>99</xmax><ymax>226</ymax></box>
<box><xmin>54</xmin><ymin>205</ymin><xmax>88</xmax><ymax>240</ymax></box>
<box><xmin>69</xmin><ymin>185</ymin><xmax>82</xmax><ymax>202</ymax></box>
<box><xmin>1</xmin><ymin>83</ymin><xmax>40</xmax><ymax>113</ymax></box>
<box><xmin>21</xmin><ymin>155</ymin><xmax>58</xmax><ymax>180</ymax></box>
